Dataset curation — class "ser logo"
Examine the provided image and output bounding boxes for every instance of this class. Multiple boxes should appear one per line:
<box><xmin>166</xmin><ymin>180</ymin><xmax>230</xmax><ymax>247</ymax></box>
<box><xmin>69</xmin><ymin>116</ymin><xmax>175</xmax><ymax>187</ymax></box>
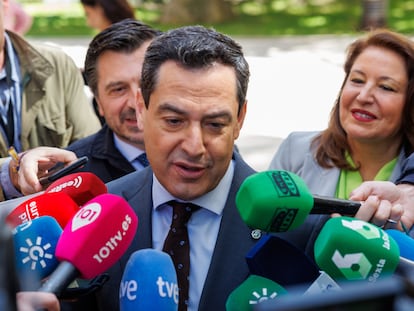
<box><xmin>269</xmin><ymin>171</ymin><xmax>299</xmax><ymax>197</ymax></box>
<box><xmin>268</xmin><ymin>171</ymin><xmax>299</xmax><ymax>232</ymax></box>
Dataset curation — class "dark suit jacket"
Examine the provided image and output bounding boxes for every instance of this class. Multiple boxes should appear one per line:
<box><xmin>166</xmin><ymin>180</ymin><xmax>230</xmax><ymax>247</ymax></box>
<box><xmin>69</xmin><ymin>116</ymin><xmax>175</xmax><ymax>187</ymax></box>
<box><xmin>66</xmin><ymin>125</ymin><xmax>136</xmax><ymax>183</ymax></box>
<box><xmin>90</xmin><ymin>152</ymin><xmax>325</xmax><ymax>310</ymax></box>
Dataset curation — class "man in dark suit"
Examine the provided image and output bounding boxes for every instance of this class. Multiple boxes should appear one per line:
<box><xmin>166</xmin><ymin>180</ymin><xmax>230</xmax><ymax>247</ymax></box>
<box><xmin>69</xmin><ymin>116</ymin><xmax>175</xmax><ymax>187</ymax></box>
<box><xmin>66</xmin><ymin>19</ymin><xmax>161</xmax><ymax>183</ymax></box>
<box><xmin>14</xmin><ymin>25</ymin><xmax>414</xmax><ymax>311</ymax></box>
<box><xmin>95</xmin><ymin>25</ymin><xmax>323</xmax><ymax>311</ymax></box>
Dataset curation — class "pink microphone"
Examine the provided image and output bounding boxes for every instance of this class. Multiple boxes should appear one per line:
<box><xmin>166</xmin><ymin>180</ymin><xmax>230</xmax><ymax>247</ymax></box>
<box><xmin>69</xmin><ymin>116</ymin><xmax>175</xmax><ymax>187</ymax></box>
<box><xmin>39</xmin><ymin>193</ymin><xmax>138</xmax><ymax>296</ymax></box>
<box><xmin>6</xmin><ymin>192</ymin><xmax>80</xmax><ymax>229</ymax></box>
<box><xmin>45</xmin><ymin>172</ymin><xmax>107</xmax><ymax>206</ymax></box>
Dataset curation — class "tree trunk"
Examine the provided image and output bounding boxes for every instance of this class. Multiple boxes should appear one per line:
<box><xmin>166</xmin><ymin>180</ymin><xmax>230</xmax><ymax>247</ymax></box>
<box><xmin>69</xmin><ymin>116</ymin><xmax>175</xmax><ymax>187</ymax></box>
<box><xmin>160</xmin><ymin>0</ymin><xmax>234</xmax><ymax>24</ymax></box>
<box><xmin>360</xmin><ymin>0</ymin><xmax>388</xmax><ymax>30</ymax></box>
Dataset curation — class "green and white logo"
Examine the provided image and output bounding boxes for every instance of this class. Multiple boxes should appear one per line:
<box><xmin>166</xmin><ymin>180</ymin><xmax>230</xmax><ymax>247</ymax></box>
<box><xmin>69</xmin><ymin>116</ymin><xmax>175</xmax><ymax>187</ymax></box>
<box><xmin>331</xmin><ymin>250</ymin><xmax>371</xmax><ymax>280</ymax></box>
<box><xmin>341</xmin><ymin>219</ymin><xmax>381</xmax><ymax>240</ymax></box>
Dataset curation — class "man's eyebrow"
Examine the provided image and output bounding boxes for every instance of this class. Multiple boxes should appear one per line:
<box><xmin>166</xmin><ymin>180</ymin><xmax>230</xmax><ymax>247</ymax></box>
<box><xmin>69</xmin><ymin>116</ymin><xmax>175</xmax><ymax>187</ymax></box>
<box><xmin>158</xmin><ymin>103</ymin><xmax>233</xmax><ymax>120</ymax></box>
<box><xmin>104</xmin><ymin>81</ymin><xmax>124</xmax><ymax>91</ymax></box>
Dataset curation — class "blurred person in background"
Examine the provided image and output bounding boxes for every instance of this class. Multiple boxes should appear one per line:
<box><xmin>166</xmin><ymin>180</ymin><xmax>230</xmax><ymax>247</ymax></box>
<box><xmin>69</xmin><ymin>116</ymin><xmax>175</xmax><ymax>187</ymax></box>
<box><xmin>80</xmin><ymin>0</ymin><xmax>136</xmax><ymax>32</ymax></box>
<box><xmin>269</xmin><ymin>29</ymin><xmax>414</xmax><ymax>232</ymax></box>
<box><xmin>0</xmin><ymin>0</ymin><xmax>101</xmax><ymax>200</ymax></box>
<box><xmin>4</xmin><ymin>0</ymin><xmax>32</xmax><ymax>36</ymax></box>
<box><xmin>80</xmin><ymin>0</ymin><xmax>137</xmax><ymax>125</ymax></box>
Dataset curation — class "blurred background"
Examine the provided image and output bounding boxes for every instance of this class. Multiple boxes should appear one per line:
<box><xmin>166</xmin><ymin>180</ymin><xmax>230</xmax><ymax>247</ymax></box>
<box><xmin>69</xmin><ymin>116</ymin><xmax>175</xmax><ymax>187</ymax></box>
<box><xmin>18</xmin><ymin>0</ymin><xmax>414</xmax><ymax>170</ymax></box>
<box><xmin>20</xmin><ymin>0</ymin><xmax>414</xmax><ymax>37</ymax></box>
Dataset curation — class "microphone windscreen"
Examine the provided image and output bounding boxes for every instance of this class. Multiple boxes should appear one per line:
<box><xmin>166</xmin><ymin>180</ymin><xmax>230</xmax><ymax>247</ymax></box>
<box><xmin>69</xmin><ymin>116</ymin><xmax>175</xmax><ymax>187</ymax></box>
<box><xmin>386</xmin><ymin>229</ymin><xmax>414</xmax><ymax>261</ymax></box>
<box><xmin>45</xmin><ymin>172</ymin><xmax>107</xmax><ymax>206</ymax></box>
<box><xmin>12</xmin><ymin>216</ymin><xmax>62</xmax><ymax>289</ymax></box>
<box><xmin>236</xmin><ymin>170</ymin><xmax>314</xmax><ymax>232</ymax></box>
<box><xmin>119</xmin><ymin>249</ymin><xmax>178</xmax><ymax>311</ymax></box>
<box><xmin>6</xmin><ymin>192</ymin><xmax>79</xmax><ymax>229</ymax></box>
<box><xmin>246</xmin><ymin>234</ymin><xmax>320</xmax><ymax>287</ymax></box>
<box><xmin>314</xmin><ymin>216</ymin><xmax>400</xmax><ymax>282</ymax></box>
<box><xmin>56</xmin><ymin>193</ymin><xmax>138</xmax><ymax>279</ymax></box>
<box><xmin>225</xmin><ymin>274</ymin><xmax>287</xmax><ymax>311</ymax></box>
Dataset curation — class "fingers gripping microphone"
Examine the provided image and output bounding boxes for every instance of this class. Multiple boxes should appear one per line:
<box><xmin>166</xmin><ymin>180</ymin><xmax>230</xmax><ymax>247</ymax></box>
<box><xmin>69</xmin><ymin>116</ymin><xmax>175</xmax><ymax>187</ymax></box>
<box><xmin>236</xmin><ymin>170</ymin><xmax>360</xmax><ymax>232</ymax></box>
<box><xmin>6</xmin><ymin>192</ymin><xmax>80</xmax><ymax>229</ymax></box>
<box><xmin>12</xmin><ymin>216</ymin><xmax>62</xmax><ymax>290</ymax></box>
<box><xmin>225</xmin><ymin>274</ymin><xmax>288</xmax><ymax>311</ymax></box>
<box><xmin>119</xmin><ymin>249</ymin><xmax>178</xmax><ymax>311</ymax></box>
<box><xmin>314</xmin><ymin>216</ymin><xmax>400</xmax><ymax>282</ymax></box>
<box><xmin>45</xmin><ymin>172</ymin><xmax>107</xmax><ymax>206</ymax></box>
<box><xmin>39</xmin><ymin>193</ymin><xmax>138</xmax><ymax>296</ymax></box>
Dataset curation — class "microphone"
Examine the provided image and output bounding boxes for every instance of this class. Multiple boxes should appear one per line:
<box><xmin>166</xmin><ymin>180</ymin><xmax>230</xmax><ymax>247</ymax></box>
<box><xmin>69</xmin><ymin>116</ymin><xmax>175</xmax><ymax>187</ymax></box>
<box><xmin>386</xmin><ymin>229</ymin><xmax>414</xmax><ymax>261</ymax></box>
<box><xmin>225</xmin><ymin>274</ymin><xmax>288</xmax><ymax>311</ymax></box>
<box><xmin>6</xmin><ymin>192</ymin><xmax>79</xmax><ymax>229</ymax></box>
<box><xmin>45</xmin><ymin>172</ymin><xmax>107</xmax><ymax>206</ymax></box>
<box><xmin>119</xmin><ymin>249</ymin><xmax>178</xmax><ymax>311</ymax></box>
<box><xmin>314</xmin><ymin>216</ymin><xmax>400</xmax><ymax>282</ymax></box>
<box><xmin>246</xmin><ymin>234</ymin><xmax>320</xmax><ymax>287</ymax></box>
<box><xmin>246</xmin><ymin>234</ymin><xmax>340</xmax><ymax>294</ymax></box>
<box><xmin>0</xmin><ymin>218</ymin><xmax>19</xmax><ymax>311</ymax></box>
<box><xmin>12</xmin><ymin>216</ymin><xmax>62</xmax><ymax>290</ymax></box>
<box><xmin>39</xmin><ymin>193</ymin><xmax>138</xmax><ymax>296</ymax></box>
<box><xmin>236</xmin><ymin>170</ymin><xmax>360</xmax><ymax>232</ymax></box>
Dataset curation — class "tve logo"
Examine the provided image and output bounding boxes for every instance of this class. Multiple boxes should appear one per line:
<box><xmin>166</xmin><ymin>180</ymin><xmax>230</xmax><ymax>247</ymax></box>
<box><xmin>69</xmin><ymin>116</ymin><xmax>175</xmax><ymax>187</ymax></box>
<box><xmin>119</xmin><ymin>249</ymin><xmax>179</xmax><ymax>311</ymax></box>
<box><xmin>120</xmin><ymin>276</ymin><xmax>178</xmax><ymax>303</ymax></box>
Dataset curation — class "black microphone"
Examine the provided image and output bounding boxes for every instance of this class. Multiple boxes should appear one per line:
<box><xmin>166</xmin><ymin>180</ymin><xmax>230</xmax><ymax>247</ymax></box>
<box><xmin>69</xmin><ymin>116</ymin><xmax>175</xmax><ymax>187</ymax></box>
<box><xmin>0</xmin><ymin>217</ymin><xmax>19</xmax><ymax>311</ymax></box>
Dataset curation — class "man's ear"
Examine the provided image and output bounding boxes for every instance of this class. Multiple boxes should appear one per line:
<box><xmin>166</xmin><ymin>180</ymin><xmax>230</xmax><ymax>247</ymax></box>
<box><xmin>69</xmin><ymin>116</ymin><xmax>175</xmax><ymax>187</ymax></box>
<box><xmin>95</xmin><ymin>97</ymin><xmax>105</xmax><ymax>117</ymax></box>
<box><xmin>136</xmin><ymin>89</ymin><xmax>145</xmax><ymax>131</ymax></box>
<box><xmin>234</xmin><ymin>101</ymin><xmax>247</xmax><ymax>140</ymax></box>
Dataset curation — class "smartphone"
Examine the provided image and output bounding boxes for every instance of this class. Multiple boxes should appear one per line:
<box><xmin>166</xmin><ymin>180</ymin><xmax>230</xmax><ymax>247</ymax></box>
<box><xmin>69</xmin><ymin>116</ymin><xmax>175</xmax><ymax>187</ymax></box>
<box><xmin>39</xmin><ymin>156</ymin><xmax>88</xmax><ymax>186</ymax></box>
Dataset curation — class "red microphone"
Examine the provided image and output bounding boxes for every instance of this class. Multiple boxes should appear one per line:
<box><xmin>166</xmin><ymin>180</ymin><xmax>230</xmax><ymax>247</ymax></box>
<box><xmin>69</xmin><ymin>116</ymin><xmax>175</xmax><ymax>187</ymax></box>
<box><xmin>6</xmin><ymin>192</ymin><xmax>79</xmax><ymax>229</ymax></box>
<box><xmin>39</xmin><ymin>193</ymin><xmax>138</xmax><ymax>296</ymax></box>
<box><xmin>45</xmin><ymin>172</ymin><xmax>107</xmax><ymax>206</ymax></box>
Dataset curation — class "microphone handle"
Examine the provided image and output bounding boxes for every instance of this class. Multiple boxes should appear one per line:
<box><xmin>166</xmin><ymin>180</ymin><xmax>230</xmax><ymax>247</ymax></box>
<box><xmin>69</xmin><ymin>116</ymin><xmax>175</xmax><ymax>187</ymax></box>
<box><xmin>39</xmin><ymin>261</ymin><xmax>79</xmax><ymax>296</ymax></box>
<box><xmin>311</xmin><ymin>195</ymin><xmax>360</xmax><ymax>216</ymax></box>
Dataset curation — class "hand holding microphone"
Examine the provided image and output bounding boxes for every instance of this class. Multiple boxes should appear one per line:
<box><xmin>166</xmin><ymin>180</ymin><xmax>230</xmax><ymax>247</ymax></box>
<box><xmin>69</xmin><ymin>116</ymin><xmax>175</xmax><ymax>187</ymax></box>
<box><xmin>16</xmin><ymin>147</ymin><xmax>79</xmax><ymax>195</ymax></box>
<box><xmin>236</xmin><ymin>170</ymin><xmax>360</xmax><ymax>232</ymax></box>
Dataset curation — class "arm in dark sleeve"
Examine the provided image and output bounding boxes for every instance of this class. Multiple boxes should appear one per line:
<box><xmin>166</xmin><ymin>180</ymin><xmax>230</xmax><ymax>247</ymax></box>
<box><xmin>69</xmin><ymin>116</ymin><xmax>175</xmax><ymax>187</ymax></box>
<box><xmin>396</xmin><ymin>153</ymin><xmax>414</xmax><ymax>184</ymax></box>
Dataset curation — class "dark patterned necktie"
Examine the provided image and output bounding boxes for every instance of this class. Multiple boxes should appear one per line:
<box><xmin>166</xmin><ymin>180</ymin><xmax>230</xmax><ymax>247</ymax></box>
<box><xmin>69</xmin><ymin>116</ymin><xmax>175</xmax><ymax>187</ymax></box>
<box><xmin>136</xmin><ymin>153</ymin><xmax>149</xmax><ymax>167</ymax></box>
<box><xmin>162</xmin><ymin>200</ymin><xmax>200</xmax><ymax>311</ymax></box>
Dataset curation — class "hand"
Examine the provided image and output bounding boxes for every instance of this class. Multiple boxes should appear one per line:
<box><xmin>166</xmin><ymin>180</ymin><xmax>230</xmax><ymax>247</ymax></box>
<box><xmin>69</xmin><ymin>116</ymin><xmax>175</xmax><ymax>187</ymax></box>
<box><xmin>349</xmin><ymin>181</ymin><xmax>413</xmax><ymax>233</ymax></box>
<box><xmin>14</xmin><ymin>147</ymin><xmax>77</xmax><ymax>195</ymax></box>
<box><xmin>16</xmin><ymin>291</ymin><xmax>60</xmax><ymax>311</ymax></box>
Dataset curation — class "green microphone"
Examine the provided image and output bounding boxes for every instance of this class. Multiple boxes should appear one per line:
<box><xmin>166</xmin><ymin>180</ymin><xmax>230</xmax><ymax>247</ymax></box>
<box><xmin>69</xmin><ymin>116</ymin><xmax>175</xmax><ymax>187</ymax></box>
<box><xmin>314</xmin><ymin>216</ymin><xmax>400</xmax><ymax>282</ymax></box>
<box><xmin>236</xmin><ymin>170</ymin><xmax>360</xmax><ymax>232</ymax></box>
<box><xmin>225</xmin><ymin>274</ymin><xmax>288</xmax><ymax>311</ymax></box>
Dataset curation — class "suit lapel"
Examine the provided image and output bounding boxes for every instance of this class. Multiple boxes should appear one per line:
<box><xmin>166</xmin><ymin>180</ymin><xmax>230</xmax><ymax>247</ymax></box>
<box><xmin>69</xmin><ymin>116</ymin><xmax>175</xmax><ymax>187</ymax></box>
<box><xmin>198</xmin><ymin>153</ymin><xmax>258</xmax><ymax>310</ymax></box>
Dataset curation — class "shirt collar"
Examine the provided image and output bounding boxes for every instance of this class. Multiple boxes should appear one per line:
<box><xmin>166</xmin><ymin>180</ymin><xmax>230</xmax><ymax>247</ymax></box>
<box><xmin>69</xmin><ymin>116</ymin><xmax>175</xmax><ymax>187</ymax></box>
<box><xmin>0</xmin><ymin>33</ymin><xmax>19</xmax><ymax>83</ymax></box>
<box><xmin>152</xmin><ymin>159</ymin><xmax>235</xmax><ymax>216</ymax></box>
<box><xmin>113</xmin><ymin>132</ymin><xmax>145</xmax><ymax>162</ymax></box>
